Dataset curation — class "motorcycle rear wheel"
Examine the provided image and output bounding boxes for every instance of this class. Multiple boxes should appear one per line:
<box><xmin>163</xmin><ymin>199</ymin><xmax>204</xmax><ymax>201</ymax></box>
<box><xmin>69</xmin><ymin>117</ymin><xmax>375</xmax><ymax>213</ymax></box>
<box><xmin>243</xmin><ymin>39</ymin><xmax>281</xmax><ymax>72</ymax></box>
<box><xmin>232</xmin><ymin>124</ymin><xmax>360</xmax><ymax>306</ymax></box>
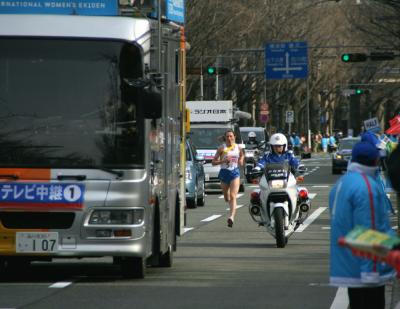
<box><xmin>274</xmin><ymin>208</ymin><xmax>286</xmax><ymax>248</ymax></box>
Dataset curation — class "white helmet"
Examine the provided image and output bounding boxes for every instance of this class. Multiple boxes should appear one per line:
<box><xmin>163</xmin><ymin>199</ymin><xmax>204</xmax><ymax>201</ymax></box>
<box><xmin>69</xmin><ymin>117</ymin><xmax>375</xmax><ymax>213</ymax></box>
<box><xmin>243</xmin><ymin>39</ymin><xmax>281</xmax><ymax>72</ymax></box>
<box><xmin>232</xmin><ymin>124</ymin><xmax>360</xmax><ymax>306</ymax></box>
<box><xmin>269</xmin><ymin>133</ymin><xmax>288</xmax><ymax>149</ymax></box>
<box><xmin>248</xmin><ymin>131</ymin><xmax>257</xmax><ymax>138</ymax></box>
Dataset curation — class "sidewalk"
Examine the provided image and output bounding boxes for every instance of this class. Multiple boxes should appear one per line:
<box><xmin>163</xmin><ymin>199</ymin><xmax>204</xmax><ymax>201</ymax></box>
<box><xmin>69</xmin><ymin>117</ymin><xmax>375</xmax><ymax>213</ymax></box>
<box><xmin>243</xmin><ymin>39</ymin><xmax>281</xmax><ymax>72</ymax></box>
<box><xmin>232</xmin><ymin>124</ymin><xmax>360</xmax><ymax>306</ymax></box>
<box><xmin>390</xmin><ymin>279</ymin><xmax>400</xmax><ymax>309</ymax></box>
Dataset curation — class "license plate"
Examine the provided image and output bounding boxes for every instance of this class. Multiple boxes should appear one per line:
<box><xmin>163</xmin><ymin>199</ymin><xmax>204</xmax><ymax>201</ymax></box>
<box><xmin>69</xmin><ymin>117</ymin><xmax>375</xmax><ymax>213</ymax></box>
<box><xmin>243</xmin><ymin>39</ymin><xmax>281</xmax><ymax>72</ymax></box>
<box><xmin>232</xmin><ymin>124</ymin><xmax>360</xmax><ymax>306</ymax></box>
<box><xmin>16</xmin><ymin>232</ymin><xmax>58</xmax><ymax>253</ymax></box>
<box><xmin>205</xmin><ymin>174</ymin><xmax>210</xmax><ymax>181</ymax></box>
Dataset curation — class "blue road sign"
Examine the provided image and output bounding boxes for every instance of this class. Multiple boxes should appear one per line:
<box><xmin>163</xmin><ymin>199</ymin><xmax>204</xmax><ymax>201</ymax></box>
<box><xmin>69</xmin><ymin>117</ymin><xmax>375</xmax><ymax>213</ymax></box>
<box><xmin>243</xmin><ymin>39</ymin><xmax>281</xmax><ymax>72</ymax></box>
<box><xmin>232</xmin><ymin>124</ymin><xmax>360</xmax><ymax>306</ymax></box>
<box><xmin>265</xmin><ymin>41</ymin><xmax>308</xmax><ymax>80</ymax></box>
<box><xmin>166</xmin><ymin>0</ymin><xmax>185</xmax><ymax>23</ymax></box>
<box><xmin>0</xmin><ymin>0</ymin><xmax>118</xmax><ymax>15</ymax></box>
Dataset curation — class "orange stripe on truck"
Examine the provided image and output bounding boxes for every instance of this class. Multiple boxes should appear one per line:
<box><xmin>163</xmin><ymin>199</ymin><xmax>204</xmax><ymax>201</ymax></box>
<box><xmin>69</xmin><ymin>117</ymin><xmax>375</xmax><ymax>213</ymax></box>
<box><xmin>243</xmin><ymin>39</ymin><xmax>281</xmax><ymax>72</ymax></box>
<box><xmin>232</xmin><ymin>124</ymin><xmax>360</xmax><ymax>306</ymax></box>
<box><xmin>0</xmin><ymin>168</ymin><xmax>50</xmax><ymax>181</ymax></box>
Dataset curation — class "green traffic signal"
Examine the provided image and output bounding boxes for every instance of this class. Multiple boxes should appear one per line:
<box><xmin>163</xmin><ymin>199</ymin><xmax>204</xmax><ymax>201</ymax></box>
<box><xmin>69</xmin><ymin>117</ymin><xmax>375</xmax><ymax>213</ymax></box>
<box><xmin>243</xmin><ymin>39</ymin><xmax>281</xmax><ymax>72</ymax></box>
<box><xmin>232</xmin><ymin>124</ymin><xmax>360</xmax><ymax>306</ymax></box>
<box><xmin>207</xmin><ymin>66</ymin><xmax>216</xmax><ymax>75</ymax></box>
<box><xmin>355</xmin><ymin>88</ymin><xmax>364</xmax><ymax>95</ymax></box>
<box><xmin>205</xmin><ymin>66</ymin><xmax>230</xmax><ymax>75</ymax></box>
<box><xmin>340</xmin><ymin>53</ymin><xmax>368</xmax><ymax>62</ymax></box>
<box><xmin>342</xmin><ymin>54</ymin><xmax>350</xmax><ymax>62</ymax></box>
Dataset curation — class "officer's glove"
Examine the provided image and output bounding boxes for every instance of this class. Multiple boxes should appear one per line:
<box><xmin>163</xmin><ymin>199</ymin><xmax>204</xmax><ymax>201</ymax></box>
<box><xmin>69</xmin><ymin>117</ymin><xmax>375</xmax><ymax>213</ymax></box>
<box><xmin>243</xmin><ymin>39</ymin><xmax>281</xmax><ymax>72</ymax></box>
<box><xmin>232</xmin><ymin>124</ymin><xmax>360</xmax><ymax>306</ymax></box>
<box><xmin>252</xmin><ymin>166</ymin><xmax>261</xmax><ymax>173</ymax></box>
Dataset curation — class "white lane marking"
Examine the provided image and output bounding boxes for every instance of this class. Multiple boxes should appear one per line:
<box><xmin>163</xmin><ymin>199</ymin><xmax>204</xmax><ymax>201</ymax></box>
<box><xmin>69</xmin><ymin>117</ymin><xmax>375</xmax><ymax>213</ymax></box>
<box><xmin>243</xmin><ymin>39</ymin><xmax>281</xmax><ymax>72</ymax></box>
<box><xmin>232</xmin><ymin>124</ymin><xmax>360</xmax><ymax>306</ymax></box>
<box><xmin>201</xmin><ymin>215</ymin><xmax>222</xmax><ymax>222</ymax></box>
<box><xmin>226</xmin><ymin>204</ymin><xmax>244</xmax><ymax>211</ymax></box>
<box><xmin>330</xmin><ymin>287</ymin><xmax>348</xmax><ymax>309</ymax></box>
<box><xmin>312</xmin><ymin>185</ymin><xmax>329</xmax><ymax>188</ymax></box>
<box><xmin>296</xmin><ymin>207</ymin><xmax>327</xmax><ymax>232</ymax></box>
<box><xmin>183</xmin><ymin>227</ymin><xmax>194</xmax><ymax>233</ymax></box>
<box><xmin>248</xmin><ymin>185</ymin><xmax>258</xmax><ymax>188</ymax></box>
<box><xmin>219</xmin><ymin>193</ymin><xmax>244</xmax><ymax>199</ymax></box>
<box><xmin>308</xmin><ymin>193</ymin><xmax>317</xmax><ymax>199</ymax></box>
<box><xmin>49</xmin><ymin>282</ymin><xmax>72</xmax><ymax>289</ymax></box>
<box><xmin>322</xmin><ymin>226</ymin><xmax>331</xmax><ymax>230</ymax></box>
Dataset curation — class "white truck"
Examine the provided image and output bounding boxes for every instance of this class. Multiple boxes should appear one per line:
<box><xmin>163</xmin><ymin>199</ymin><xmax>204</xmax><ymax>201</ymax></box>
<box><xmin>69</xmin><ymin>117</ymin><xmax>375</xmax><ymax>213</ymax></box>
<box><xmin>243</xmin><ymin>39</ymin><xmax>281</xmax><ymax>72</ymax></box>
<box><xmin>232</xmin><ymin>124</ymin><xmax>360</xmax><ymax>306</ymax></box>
<box><xmin>0</xmin><ymin>0</ymin><xmax>185</xmax><ymax>278</ymax></box>
<box><xmin>186</xmin><ymin>100</ymin><xmax>246</xmax><ymax>192</ymax></box>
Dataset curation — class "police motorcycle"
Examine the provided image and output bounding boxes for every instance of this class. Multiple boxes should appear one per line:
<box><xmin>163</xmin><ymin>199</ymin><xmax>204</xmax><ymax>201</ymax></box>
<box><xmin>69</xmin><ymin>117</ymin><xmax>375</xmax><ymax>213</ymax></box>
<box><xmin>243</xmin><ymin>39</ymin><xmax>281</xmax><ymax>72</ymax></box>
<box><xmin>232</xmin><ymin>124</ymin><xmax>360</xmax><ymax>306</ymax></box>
<box><xmin>244</xmin><ymin>132</ymin><xmax>266</xmax><ymax>183</ymax></box>
<box><xmin>248</xmin><ymin>162</ymin><xmax>310</xmax><ymax>248</ymax></box>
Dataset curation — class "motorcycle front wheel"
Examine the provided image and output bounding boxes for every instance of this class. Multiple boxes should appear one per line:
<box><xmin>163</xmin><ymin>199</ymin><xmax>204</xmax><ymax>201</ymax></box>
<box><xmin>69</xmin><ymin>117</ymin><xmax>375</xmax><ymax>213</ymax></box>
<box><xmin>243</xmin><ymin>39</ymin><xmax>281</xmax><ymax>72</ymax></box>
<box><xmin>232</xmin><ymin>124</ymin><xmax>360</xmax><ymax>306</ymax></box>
<box><xmin>273</xmin><ymin>208</ymin><xmax>286</xmax><ymax>248</ymax></box>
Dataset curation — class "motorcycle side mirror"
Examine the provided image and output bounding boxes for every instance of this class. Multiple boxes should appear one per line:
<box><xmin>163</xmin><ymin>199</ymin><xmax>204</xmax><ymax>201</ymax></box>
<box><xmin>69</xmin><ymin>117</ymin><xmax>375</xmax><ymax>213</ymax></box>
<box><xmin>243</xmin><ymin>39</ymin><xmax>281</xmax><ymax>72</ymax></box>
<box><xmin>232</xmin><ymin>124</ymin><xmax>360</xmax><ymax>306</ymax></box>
<box><xmin>250</xmin><ymin>169</ymin><xmax>263</xmax><ymax>179</ymax></box>
<box><xmin>297</xmin><ymin>164</ymin><xmax>307</xmax><ymax>174</ymax></box>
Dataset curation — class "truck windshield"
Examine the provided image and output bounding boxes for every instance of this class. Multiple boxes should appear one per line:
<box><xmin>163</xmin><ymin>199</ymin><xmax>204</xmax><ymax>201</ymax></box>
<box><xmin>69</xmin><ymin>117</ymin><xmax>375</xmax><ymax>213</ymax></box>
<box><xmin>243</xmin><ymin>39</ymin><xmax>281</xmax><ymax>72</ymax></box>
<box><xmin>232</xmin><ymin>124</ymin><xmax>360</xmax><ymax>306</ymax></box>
<box><xmin>0</xmin><ymin>38</ymin><xmax>144</xmax><ymax>168</ymax></box>
<box><xmin>189</xmin><ymin>127</ymin><xmax>228</xmax><ymax>149</ymax></box>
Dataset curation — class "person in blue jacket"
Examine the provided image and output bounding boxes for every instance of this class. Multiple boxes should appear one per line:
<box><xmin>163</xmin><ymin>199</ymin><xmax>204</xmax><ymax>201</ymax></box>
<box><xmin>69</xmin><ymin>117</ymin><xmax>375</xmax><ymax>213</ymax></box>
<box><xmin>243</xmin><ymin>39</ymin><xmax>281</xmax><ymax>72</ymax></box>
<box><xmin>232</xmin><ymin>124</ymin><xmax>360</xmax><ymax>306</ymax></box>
<box><xmin>253</xmin><ymin>133</ymin><xmax>299</xmax><ymax>173</ymax></box>
<box><xmin>329</xmin><ymin>141</ymin><xmax>395</xmax><ymax>309</ymax></box>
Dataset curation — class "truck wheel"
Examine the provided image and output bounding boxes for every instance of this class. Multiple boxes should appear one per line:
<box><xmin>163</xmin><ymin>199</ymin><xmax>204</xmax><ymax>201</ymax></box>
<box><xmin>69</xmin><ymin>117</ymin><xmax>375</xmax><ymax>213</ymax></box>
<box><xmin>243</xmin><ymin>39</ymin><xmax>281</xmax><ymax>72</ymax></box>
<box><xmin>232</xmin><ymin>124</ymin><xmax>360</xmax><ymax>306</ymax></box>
<box><xmin>120</xmin><ymin>257</ymin><xmax>146</xmax><ymax>279</ymax></box>
<box><xmin>158</xmin><ymin>244</ymin><xmax>173</xmax><ymax>267</ymax></box>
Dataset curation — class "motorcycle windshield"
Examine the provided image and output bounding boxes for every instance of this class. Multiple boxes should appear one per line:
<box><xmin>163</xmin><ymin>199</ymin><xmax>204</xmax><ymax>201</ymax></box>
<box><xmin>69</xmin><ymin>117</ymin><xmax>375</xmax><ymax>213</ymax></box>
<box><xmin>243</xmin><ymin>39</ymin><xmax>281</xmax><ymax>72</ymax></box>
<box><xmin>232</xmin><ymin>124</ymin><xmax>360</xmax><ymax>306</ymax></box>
<box><xmin>264</xmin><ymin>163</ymin><xmax>289</xmax><ymax>180</ymax></box>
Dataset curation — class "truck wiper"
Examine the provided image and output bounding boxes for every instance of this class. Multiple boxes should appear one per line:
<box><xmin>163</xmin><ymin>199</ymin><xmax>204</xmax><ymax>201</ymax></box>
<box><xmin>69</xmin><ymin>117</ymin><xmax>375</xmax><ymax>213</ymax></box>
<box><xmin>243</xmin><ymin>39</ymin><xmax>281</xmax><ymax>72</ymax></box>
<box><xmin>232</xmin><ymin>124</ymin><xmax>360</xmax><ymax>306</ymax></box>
<box><xmin>87</xmin><ymin>167</ymin><xmax>124</xmax><ymax>178</ymax></box>
<box><xmin>58</xmin><ymin>168</ymin><xmax>123</xmax><ymax>180</ymax></box>
<box><xmin>57</xmin><ymin>174</ymin><xmax>86</xmax><ymax>181</ymax></box>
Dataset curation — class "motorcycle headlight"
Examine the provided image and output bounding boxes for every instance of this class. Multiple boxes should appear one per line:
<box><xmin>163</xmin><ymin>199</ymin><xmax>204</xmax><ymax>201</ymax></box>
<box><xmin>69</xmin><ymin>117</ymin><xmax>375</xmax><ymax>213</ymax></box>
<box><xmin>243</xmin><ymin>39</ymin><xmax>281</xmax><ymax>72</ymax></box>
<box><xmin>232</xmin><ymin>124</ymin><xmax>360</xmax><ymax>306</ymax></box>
<box><xmin>269</xmin><ymin>180</ymin><xmax>285</xmax><ymax>189</ymax></box>
<box><xmin>245</xmin><ymin>151</ymin><xmax>254</xmax><ymax>158</ymax></box>
<box><xmin>335</xmin><ymin>154</ymin><xmax>342</xmax><ymax>159</ymax></box>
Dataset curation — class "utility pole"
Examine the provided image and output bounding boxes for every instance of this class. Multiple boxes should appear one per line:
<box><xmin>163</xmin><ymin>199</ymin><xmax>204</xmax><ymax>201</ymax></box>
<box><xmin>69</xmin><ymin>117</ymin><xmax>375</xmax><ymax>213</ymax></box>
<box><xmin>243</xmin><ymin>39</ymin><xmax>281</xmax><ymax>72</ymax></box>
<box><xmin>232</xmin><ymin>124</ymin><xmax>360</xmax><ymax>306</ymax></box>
<box><xmin>306</xmin><ymin>79</ymin><xmax>311</xmax><ymax>150</ymax></box>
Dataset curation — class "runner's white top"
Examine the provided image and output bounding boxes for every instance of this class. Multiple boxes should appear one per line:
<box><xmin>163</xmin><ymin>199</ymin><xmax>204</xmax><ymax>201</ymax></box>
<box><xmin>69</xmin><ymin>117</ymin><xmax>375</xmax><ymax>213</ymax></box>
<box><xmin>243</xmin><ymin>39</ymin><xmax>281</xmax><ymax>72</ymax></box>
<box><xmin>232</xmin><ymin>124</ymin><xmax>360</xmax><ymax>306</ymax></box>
<box><xmin>220</xmin><ymin>143</ymin><xmax>240</xmax><ymax>171</ymax></box>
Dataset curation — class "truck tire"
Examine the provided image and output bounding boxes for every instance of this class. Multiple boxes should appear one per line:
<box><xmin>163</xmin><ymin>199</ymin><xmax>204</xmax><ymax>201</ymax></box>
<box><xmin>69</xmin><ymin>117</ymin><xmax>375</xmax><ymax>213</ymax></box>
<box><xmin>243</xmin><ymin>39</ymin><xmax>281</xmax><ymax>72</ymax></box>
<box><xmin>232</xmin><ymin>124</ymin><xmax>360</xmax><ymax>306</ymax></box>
<box><xmin>120</xmin><ymin>257</ymin><xmax>146</xmax><ymax>279</ymax></box>
<box><xmin>158</xmin><ymin>244</ymin><xmax>173</xmax><ymax>267</ymax></box>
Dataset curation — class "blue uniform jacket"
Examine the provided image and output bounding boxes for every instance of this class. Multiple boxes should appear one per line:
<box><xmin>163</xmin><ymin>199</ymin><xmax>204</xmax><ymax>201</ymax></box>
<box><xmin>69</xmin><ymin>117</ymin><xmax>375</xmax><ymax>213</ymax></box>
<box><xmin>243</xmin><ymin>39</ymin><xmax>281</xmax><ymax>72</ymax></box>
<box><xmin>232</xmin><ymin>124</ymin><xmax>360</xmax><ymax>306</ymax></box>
<box><xmin>256</xmin><ymin>151</ymin><xmax>299</xmax><ymax>170</ymax></box>
<box><xmin>329</xmin><ymin>162</ymin><xmax>395</xmax><ymax>287</ymax></box>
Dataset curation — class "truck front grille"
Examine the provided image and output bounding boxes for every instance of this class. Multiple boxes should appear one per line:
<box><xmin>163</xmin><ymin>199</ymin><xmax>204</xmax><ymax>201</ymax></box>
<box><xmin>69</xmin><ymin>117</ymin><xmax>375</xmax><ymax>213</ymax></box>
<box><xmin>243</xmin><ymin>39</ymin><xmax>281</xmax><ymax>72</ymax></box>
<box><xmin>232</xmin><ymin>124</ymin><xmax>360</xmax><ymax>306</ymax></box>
<box><xmin>0</xmin><ymin>212</ymin><xmax>75</xmax><ymax>229</ymax></box>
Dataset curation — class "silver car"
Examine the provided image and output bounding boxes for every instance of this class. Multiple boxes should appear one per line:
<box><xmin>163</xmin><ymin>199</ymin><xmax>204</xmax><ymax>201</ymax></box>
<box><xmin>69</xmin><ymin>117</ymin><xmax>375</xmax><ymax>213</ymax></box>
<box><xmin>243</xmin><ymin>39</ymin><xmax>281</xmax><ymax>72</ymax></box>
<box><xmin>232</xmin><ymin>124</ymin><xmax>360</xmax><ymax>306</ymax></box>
<box><xmin>185</xmin><ymin>138</ymin><xmax>206</xmax><ymax>208</ymax></box>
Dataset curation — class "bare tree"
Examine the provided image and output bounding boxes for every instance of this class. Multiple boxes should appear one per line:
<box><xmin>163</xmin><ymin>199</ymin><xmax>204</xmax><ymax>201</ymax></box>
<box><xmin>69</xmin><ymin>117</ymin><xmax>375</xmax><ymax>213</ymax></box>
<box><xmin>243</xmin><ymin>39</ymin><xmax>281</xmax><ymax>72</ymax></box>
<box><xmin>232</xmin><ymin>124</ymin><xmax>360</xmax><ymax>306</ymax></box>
<box><xmin>185</xmin><ymin>0</ymin><xmax>400</xmax><ymax>133</ymax></box>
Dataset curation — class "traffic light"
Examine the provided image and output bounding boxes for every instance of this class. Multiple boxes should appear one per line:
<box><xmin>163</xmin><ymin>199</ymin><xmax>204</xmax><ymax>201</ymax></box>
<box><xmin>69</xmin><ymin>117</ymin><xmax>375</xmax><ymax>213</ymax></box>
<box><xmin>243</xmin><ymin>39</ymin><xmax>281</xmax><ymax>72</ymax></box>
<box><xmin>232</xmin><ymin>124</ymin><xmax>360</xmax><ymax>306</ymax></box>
<box><xmin>353</xmin><ymin>88</ymin><xmax>371</xmax><ymax>95</ymax></box>
<box><xmin>341</xmin><ymin>53</ymin><xmax>368</xmax><ymax>62</ymax></box>
<box><xmin>341</xmin><ymin>52</ymin><xmax>396</xmax><ymax>62</ymax></box>
<box><xmin>205</xmin><ymin>66</ymin><xmax>230</xmax><ymax>75</ymax></box>
<box><xmin>206</xmin><ymin>66</ymin><xmax>216</xmax><ymax>75</ymax></box>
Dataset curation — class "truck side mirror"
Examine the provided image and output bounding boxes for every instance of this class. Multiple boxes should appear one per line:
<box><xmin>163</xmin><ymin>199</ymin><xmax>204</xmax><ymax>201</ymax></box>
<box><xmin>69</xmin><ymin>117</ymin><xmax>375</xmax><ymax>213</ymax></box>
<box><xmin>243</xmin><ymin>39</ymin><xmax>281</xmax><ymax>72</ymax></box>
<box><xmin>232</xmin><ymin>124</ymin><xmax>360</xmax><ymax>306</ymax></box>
<box><xmin>123</xmin><ymin>78</ymin><xmax>162</xmax><ymax>119</ymax></box>
<box><xmin>142</xmin><ymin>84</ymin><xmax>162</xmax><ymax>119</ymax></box>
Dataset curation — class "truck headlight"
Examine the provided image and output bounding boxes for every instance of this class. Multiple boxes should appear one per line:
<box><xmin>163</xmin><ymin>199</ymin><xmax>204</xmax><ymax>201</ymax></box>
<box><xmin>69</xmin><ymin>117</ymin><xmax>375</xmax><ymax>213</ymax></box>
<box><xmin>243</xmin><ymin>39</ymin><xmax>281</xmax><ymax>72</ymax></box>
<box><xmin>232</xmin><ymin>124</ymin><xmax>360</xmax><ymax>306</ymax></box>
<box><xmin>89</xmin><ymin>209</ymin><xmax>144</xmax><ymax>225</ymax></box>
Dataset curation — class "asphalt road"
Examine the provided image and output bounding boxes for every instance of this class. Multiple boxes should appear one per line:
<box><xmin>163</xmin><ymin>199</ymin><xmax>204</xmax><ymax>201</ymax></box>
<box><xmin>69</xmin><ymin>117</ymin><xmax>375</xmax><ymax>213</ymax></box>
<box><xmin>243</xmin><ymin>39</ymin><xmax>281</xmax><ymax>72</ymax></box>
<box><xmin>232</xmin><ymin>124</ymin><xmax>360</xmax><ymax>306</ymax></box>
<box><xmin>0</xmin><ymin>153</ymin><xmax>367</xmax><ymax>309</ymax></box>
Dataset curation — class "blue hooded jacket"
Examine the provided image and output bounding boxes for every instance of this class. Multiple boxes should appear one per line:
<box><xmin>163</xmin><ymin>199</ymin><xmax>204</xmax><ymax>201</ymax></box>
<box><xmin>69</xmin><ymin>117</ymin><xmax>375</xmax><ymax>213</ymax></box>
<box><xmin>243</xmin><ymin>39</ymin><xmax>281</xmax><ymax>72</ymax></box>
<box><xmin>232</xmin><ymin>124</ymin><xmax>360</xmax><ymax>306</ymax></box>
<box><xmin>329</xmin><ymin>162</ymin><xmax>395</xmax><ymax>287</ymax></box>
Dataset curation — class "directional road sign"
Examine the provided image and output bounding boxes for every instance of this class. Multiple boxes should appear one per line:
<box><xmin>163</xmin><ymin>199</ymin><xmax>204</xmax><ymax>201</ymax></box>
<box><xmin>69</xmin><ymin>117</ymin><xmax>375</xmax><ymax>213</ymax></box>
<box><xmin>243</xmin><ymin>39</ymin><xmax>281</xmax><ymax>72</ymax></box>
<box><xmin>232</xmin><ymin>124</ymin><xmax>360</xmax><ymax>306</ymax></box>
<box><xmin>265</xmin><ymin>41</ymin><xmax>308</xmax><ymax>80</ymax></box>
